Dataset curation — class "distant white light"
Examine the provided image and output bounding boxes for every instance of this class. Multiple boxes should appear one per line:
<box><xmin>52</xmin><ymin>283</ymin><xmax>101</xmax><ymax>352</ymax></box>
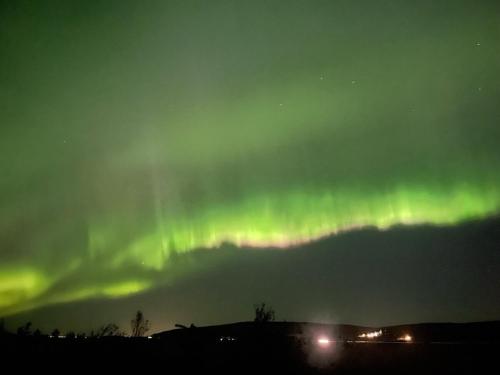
<box><xmin>147</xmin><ymin>336</ymin><xmax>152</xmax><ymax>339</ymax></box>
<box><xmin>317</xmin><ymin>336</ymin><xmax>331</xmax><ymax>347</ymax></box>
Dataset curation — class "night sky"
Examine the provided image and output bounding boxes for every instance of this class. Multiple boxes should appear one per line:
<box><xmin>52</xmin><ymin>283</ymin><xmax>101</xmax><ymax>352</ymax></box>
<box><xmin>1</xmin><ymin>0</ymin><xmax>499</xmax><ymax>333</ymax></box>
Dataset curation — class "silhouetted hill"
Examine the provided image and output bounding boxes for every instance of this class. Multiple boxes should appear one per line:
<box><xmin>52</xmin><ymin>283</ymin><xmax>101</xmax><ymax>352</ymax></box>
<box><xmin>154</xmin><ymin>320</ymin><xmax>500</xmax><ymax>343</ymax></box>
<box><xmin>2</xmin><ymin>320</ymin><xmax>500</xmax><ymax>373</ymax></box>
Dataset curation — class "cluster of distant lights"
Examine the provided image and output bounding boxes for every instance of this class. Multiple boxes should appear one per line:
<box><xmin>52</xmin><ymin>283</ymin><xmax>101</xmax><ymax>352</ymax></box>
<box><xmin>358</xmin><ymin>330</ymin><xmax>382</xmax><ymax>339</ymax></box>
<box><xmin>219</xmin><ymin>336</ymin><xmax>236</xmax><ymax>342</ymax></box>
<box><xmin>48</xmin><ymin>335</ymin><xmax>154</xmax><ymax>339</ymax></box>
<box><xmin>46</xmin><ymin>334</ymin><xmax>412</xmax><ymax>346</ymax></box>
<box><xmin>46</xmin><ymin>334</ymin><xmax>413</xmax><ymax>346</ymax></box>
<box><xmin>49</xmin><ymin>333</ymin><xmax>411</xmax><ymax>344</ymax></box>
<box><xmin>357</xmin><ymin>330</ymin><xmax>413</xmax><ymax>343</ymax></box>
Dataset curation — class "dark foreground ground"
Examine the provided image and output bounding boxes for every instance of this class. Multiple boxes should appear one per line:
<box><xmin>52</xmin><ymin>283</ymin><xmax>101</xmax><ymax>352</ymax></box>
<box><xmin>2</xmin><ymin>321</ymin><xmax>499</xmax><ymax>373</ymax></box>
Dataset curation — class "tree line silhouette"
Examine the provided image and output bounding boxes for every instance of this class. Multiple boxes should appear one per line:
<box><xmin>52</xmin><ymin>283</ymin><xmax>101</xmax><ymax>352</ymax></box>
<box><xmin>1</xmin><ymin>302</ymin><xmax>274</xmax><ymax>338</ymax></box>
<box><xmin>0</xmin><ymin>310</ymin><xmax>151</xmax><ymax>338</ymax></box>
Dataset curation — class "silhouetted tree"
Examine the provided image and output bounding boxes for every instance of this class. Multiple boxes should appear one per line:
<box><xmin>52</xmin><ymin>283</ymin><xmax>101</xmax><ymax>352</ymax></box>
<box><xmin>51</xmin><ymin>328</ymin><xmax>60</xmax><ymax>338</ymax></box>
<box><xmin>254</xmin><ymin>303</ymin><xmax>275</xmax><ymax>323</ymax></box>
<box><xmin>33</xmin><ymin>329</ymin><xmax>42</xmax><ymax>337</ymax></box>
<box><xmin>0</xmin><ymin>319</ymin><xmax>5</xmax><ymax>335</ymax></box>
<box><xmin>77</xmin><ymin>332</ymin><xmax>86</xmax><ymax>339</ymax></box>
<box><xmin>17</xmin><ymin>322</ymin><xmax>32</xmax><ymax>336</ymax></box>
<box><xmin>114</xmin><ymin>328</ymin><xmax>126</xmax><ymax>337</ymax></box>
<box><xmin>130</xmin><ymin>310</ymin><xmax>150</xmax><ymax>337</ymax></box>
<box><xmin>66</xmin><ymin>331</ymin><xmax>76</xmax><ymax>339</ymax></box>
<box><xmin>90</xmin><ymin>323</ymin><xmax>121</xmax><ymax>338</ymax></box>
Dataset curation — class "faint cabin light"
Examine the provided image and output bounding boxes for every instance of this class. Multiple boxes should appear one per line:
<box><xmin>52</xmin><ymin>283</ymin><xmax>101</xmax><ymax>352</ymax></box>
<box><xmin>147</xmin><ymin>336</ymin><xmax>152</xmax><ymax>339</ymax></box>
<box><xmin>397</xmin><ymin>334</ymin><xmax>413</xmax><ymax>342</ymax></box>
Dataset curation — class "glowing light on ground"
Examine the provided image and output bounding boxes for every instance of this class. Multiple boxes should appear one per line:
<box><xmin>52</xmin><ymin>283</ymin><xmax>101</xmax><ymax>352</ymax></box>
<box><xmin>317</xmin><ymin>337</ymin><xmax>332</xmax><ymax>347</ymax></box>
<box><xmin>398</xmin><ymin>334</ymin><xmax>413</xmax><ymax>342</ymax></box>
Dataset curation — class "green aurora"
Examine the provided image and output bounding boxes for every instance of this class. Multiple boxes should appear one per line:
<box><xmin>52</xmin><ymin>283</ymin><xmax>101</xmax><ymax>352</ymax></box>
<box><xmin>1</xmin><ymin>0</ymin><xmax>500</xmax><ymax>316</ymax></box>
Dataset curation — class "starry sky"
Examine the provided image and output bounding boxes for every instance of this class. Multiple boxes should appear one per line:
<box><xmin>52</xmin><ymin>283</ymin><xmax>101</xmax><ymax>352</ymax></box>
<box><xmin>1</xmin><ymin>0</ymin><xmax>500</xmax><ymax>331</ymax></box>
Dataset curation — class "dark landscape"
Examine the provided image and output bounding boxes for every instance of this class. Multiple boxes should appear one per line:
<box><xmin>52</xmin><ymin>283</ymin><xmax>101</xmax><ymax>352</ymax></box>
<box><xmin>2</xmin><ymin>320</ymin><xmax>499</xmax><ymax>373</ymax></box>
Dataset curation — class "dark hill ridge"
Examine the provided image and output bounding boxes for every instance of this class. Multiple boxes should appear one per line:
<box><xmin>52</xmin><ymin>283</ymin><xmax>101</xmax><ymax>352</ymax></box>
<box><xmin>154</xmin><ymin>321</ymin><xmax>371</xmax><ymax>342</ymax></box>
<box><xmin>2</xmin><ymin>320</ymin><xmax>499</xmax><ymax>372</ymax></box>
<box><xmin>154</xmin><ymin>320</ymin><xmax>500</xmax><ymax>343</ymax></box>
